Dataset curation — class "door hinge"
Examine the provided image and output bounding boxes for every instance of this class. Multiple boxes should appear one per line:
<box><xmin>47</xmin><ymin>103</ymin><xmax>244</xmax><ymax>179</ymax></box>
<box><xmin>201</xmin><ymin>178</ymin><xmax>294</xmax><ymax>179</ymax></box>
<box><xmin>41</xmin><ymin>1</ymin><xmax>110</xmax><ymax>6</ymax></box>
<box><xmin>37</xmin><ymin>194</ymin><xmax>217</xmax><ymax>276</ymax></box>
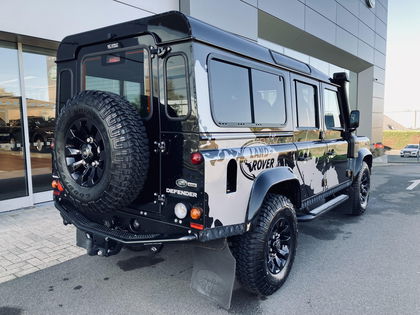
<box><xmin>153</xmin><ymin>141</ymin><xmax>166</xmax><ymax>153</ymax></box>
<box><xmin>153</xmin><ymin>193</ymin><xmax>166</xmax><ymax>205</ymax></box>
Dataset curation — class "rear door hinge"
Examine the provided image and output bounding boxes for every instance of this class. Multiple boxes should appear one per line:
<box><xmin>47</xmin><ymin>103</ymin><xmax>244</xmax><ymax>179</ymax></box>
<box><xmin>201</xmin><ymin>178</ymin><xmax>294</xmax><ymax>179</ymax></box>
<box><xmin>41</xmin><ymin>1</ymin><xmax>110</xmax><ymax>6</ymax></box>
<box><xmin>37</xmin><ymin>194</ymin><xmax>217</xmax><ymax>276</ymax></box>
<box><xmin>153</xmin><ymin>141</ymin><xmax>166</xmax><ymax>153</ymax></box>
<box><xmin>153</xmin><ymin>193</ymin><xmax>166</xmax><ymax>205</ymax></box>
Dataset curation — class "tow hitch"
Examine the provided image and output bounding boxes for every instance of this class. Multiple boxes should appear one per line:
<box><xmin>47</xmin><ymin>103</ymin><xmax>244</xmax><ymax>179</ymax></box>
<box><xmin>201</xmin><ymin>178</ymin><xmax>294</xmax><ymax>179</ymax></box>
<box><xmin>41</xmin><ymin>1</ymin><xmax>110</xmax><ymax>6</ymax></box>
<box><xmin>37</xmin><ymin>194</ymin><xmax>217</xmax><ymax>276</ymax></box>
<box><xmin>76</xmin><ymin>229</ymin><xmax>122</xmax><ymax>257</ymax></box>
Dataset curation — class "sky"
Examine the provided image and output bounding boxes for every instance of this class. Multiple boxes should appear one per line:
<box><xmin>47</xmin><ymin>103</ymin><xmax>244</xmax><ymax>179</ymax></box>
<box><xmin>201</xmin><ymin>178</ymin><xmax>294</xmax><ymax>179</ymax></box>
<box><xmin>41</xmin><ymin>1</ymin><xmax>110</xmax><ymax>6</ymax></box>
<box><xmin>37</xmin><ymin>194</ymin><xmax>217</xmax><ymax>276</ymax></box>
<box><xmin>384</xmin><ymin>0</ymin><xmax>420</xmax><ymax>127</ymax></box>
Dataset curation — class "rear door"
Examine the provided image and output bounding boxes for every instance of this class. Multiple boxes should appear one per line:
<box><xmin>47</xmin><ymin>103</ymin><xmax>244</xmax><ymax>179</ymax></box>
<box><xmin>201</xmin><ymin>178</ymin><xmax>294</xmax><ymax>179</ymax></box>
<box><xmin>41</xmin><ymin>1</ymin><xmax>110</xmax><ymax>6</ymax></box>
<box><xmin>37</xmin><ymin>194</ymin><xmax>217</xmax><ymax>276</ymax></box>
<box><xmin>321</xmin><ymin>84</ymin><xmax>349</xmax><ymax>189</ymax></box>
<box><xmin>79</xmin><ymin>34</ymin><xmax>161</xmax><ymax>213</ymax></box>
<box><xmin>291</xmin><ymin>74</ymin><xmax>328</xmax><ymax>198</ymax></box>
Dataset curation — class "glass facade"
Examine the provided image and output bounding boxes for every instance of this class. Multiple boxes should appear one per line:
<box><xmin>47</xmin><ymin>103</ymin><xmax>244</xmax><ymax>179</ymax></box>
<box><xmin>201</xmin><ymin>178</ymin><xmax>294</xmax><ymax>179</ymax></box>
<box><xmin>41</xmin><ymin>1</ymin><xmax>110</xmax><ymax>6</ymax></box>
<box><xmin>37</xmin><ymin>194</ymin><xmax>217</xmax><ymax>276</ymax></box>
<box><xmin>23</xmin><ymin>46</ymin><xmax>56</xmax><ymax>193</ymax></box>
<box><xmin>0</xmin><ymin>41</ymin><xmax>28</xmax><ymax>201</ymax></box>
<box><xmin>0</xmin><ymin>40</ymin><xmax>57</xmax><ymax>205</ymax></box>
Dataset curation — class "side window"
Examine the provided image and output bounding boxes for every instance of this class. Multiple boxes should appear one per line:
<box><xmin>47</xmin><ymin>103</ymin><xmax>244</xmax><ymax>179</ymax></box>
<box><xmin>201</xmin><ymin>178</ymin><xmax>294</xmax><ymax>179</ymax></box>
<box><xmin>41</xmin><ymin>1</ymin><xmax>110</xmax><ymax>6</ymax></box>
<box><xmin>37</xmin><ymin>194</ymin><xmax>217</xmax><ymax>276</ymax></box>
<box><xmin>324</xmin><ymin>89</ymin><xmax>343</xmax><ymax>129</ymax></box>
<box><xmin>252</xmin><ymin>69</ymin><xmax>286</xmax><ymax>125</ymax></box>
<box><xmin>210</xmin><ymin>60</ymin><xmax>252</xmax><ymax>124</ymax></box>
<box><xmin>165</xmin><ymin>54</ymin><xmax>189</xmax><ymax>119</ymax></box>
<box><xmin>82</xmin><ymin>48</ymin><xmax>151</xmax><ymax>118</ymax></box>
<box><xmin>295</xmin><ymin>82</ymin><xmax>318</xmax><ymax>128</ymax></box>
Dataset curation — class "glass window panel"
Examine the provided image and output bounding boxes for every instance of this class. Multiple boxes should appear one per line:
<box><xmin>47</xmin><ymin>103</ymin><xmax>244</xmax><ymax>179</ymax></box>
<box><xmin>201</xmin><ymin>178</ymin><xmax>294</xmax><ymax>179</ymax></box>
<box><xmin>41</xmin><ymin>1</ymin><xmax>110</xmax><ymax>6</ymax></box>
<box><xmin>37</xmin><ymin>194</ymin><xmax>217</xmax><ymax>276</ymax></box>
<box><xmin>0</xmin><ymin>42</ymin><xmax>28</xmax><ymax>200</ymax></box>
<box><xmin>252</xmin><ymin>70</ymin><xmax>286</xmax><ymax>125</ymax></box>
<box><xmin>23</xmin><ymin>47</ymin><xmax>57</xmax><ymax>193</ymax></box>
<box><xmin>82</xmin><ymin>49</ymin><xmax>151</xmax><ymax>118</ymax></box>
<box><xmin>166</xmin><ymin>55</ymin><xmax>189</xmax><ymax>118</ymax></box>
<box><xmin>296</xmin><ymin>82</ymin><xmax>317</xmax><ymax>128</ymax></box>
<box><xmin>210</xmin><ymin>60</ymin><xmax>252</xmax><ymax>124</ymax></box>
<box><xmin>324</xmin><ymin>89</ymin><xmax>343</xmax><ymax>129</ymax></box>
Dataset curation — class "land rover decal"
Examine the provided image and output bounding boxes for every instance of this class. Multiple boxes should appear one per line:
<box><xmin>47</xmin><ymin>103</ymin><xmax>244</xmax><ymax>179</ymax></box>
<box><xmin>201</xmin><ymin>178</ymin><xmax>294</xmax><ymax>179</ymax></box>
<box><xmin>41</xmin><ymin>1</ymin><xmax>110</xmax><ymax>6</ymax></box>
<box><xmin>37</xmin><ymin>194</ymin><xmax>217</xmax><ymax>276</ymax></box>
<box><xmin>239</xmin><ymin>141</ymin><xmax>277</xmax><ymax>180</ymax></box>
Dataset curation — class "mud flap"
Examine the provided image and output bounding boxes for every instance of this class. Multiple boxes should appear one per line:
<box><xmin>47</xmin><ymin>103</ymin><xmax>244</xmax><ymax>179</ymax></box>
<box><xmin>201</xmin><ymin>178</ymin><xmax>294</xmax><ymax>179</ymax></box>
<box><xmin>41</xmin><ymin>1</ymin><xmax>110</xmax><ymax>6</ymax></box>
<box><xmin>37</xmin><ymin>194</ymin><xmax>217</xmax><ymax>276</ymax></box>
<box><xmin>191</xmin><ymin>238</ymin><xmax>236</xmax><ymax>309</ymax></box>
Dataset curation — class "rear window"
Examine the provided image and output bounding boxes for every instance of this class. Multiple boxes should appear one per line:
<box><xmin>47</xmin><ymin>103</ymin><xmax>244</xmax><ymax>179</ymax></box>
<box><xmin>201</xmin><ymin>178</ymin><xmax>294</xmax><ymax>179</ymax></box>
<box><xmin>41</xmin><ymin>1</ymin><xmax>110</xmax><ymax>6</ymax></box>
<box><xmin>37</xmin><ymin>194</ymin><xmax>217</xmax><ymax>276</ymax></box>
<box><xmin>82</xmin><ymin>48</ymin><xmax>151</xmax><ymax>118</ymax></box>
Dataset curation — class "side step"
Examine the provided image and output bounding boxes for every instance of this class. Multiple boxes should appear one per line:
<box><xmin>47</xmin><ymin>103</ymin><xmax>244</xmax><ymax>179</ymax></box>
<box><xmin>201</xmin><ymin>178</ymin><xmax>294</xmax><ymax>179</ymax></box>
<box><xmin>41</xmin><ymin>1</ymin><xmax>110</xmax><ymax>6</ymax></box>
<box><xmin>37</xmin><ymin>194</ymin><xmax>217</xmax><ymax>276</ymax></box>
<box><xmin>298</xmin><ymin>194</ymin><xmax>349</xmax><ymax>222</ymax></box>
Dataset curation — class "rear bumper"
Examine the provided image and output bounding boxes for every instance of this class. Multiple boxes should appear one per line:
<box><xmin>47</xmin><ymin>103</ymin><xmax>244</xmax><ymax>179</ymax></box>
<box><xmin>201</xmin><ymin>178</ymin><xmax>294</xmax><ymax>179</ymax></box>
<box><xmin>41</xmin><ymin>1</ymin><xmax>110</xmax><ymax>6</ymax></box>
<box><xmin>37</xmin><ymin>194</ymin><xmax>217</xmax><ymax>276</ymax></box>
<box><xmin>55</xmin><ymin>201</ymin><xmax>198</xmax><ymax>245</ymax></box>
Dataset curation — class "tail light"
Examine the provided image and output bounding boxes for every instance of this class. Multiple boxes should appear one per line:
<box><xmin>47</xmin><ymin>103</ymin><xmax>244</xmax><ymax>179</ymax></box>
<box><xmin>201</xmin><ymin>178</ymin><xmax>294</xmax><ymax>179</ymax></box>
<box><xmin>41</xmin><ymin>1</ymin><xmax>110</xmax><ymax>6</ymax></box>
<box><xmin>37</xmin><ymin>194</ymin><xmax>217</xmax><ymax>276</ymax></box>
<box><xmin>191</xmin><ymin>152</ymin><xmax>203</xmax><ymax>165</ymax></box>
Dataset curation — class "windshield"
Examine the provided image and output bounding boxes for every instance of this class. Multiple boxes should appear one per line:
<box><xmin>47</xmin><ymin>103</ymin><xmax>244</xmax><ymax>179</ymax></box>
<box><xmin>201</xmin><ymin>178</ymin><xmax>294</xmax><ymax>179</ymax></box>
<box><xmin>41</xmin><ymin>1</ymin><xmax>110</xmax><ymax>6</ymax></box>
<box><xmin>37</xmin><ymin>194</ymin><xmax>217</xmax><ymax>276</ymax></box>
<box><xmin>405</xmin><ymin>145</ymin><xmax>418</xmax><ymax>149</ymax></box>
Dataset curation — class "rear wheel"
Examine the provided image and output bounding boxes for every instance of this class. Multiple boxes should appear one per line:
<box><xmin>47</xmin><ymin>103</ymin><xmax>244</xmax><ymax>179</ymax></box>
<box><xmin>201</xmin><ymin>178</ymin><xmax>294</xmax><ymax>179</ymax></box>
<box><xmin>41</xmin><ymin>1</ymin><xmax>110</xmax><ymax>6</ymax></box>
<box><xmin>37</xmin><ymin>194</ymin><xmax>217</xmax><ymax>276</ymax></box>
<box><xmin>230</xmin><ymin>194</ymin><xmax>297</xmax><ymax>296</ymax></box>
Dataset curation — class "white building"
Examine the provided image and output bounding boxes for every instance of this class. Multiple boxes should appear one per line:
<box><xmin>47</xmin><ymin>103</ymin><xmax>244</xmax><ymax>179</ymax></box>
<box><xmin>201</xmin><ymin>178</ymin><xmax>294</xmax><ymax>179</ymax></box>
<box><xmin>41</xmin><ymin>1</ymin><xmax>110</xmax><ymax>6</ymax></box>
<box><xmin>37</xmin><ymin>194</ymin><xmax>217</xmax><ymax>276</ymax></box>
<box><xmin>0</xmin><ymin>0</ymin><xmax>387</xmax><ymax>211</ymax></box>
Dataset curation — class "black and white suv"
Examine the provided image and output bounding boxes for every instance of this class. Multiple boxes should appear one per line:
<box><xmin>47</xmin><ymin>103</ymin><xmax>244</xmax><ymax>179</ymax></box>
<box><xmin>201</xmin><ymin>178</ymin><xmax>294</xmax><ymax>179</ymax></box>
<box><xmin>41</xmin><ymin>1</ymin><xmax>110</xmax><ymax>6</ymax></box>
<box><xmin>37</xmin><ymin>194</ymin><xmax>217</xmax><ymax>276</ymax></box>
<box><xmin>52</xmin><ymin>11</ymin><xmax>372</xmax><ymax>307</ymax></box>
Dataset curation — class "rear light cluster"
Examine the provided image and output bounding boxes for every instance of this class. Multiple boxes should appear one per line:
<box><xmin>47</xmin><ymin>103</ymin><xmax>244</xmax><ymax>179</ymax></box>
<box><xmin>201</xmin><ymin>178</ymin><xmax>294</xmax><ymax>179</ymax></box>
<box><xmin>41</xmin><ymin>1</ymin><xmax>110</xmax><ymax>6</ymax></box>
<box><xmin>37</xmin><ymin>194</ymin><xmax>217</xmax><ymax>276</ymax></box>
<box><xmin>174</xmin><ymin>203</ymin><xmax>203</xmax><ymax>230</ymax></box>
<box><xmin>52</xmin><ymin>180</ymin><xmax>64</xmax><ymax>196</ymax></box>
<box><xmin>190</xmin><ymin>152</ymin><xmax>203</xmax><ymax>165</ymax></box>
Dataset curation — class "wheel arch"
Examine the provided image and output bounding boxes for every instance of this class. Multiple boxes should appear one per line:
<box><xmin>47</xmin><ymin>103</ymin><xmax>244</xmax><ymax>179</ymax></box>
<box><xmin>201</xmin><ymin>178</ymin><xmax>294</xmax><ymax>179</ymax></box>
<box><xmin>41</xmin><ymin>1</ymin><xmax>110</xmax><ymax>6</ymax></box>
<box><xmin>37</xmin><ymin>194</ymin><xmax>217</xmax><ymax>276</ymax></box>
<box><xmin>355</xmin><ymin>148</ymin><xmax>372</xmax><ymax>174</ymax></box>
<box><xmin>246</xmin><ymin>167</ymin><xmax>301</xmax><ymax>222</ymax></box>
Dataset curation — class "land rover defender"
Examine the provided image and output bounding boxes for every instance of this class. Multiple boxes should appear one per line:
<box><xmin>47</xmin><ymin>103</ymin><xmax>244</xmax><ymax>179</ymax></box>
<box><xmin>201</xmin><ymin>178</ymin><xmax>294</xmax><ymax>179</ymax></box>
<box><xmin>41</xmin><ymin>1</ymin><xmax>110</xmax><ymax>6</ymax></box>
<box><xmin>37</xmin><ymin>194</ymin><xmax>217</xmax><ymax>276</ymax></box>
<box><xmin>53</xmin><ymin>11</ymin><xmax>372</xmax><ymax>307</ymax></box>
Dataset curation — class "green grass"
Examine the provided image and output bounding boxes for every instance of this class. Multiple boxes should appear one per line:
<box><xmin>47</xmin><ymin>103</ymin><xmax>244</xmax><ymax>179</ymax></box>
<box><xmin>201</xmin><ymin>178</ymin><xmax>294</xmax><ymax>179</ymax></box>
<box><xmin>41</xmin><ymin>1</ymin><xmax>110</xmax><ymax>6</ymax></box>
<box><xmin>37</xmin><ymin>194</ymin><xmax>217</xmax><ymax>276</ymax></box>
<box><xmin>383</xmin><ymin>130</ymin><xmax>420</xmax><ymax>150</ymax></box>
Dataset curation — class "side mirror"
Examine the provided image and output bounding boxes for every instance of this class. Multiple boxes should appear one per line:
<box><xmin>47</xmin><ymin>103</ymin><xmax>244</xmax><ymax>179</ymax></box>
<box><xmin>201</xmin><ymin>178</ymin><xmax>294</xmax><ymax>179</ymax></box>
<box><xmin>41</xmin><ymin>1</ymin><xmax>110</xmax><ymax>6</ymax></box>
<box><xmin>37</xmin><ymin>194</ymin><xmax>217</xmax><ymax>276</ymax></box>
<box><xmin>349</xmin><ymin>110</ymin><xmax>360</xmax><ymax>130</ymax></box>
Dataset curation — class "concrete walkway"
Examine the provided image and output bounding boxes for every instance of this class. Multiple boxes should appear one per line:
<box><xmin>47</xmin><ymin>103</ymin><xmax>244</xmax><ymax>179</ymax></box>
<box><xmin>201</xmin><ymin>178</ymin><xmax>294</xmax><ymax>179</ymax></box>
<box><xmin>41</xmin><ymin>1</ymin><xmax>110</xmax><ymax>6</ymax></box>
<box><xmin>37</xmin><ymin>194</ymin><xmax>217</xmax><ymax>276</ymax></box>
<box><xmin>0</xmin><ymin>203</ymin><xmax>84</xmax><ymax>284</ymax></box>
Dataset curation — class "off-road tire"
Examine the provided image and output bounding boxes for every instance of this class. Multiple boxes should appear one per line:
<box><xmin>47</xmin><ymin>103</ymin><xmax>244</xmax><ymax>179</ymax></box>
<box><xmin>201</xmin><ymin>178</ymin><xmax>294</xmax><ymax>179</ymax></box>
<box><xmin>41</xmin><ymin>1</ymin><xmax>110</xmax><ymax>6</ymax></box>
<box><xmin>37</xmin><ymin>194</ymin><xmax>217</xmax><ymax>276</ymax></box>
<box><xmin>54</xmin><ymin>90</ymin><xmax>149</xmax><ymax>214</ymax></box>
<box><xmin>349</xmin><ymin>161</ymin><xmax>370</xmax><ymax>215</ymax></box>
<box><xmin>230</xmin><ymin>194</ymin><xmax>298</xmax><ymax>296</ymax></box>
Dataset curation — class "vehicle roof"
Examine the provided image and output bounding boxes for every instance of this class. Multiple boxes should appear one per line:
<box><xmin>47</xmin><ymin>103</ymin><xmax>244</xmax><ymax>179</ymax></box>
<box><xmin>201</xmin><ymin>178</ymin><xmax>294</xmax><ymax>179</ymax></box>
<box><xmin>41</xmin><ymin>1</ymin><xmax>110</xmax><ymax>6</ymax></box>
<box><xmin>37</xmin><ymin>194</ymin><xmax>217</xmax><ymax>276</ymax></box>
<box><xmin>57</xmin><ymin>11</ymin><xmax>331</xmax><ymax>82</ymax></box>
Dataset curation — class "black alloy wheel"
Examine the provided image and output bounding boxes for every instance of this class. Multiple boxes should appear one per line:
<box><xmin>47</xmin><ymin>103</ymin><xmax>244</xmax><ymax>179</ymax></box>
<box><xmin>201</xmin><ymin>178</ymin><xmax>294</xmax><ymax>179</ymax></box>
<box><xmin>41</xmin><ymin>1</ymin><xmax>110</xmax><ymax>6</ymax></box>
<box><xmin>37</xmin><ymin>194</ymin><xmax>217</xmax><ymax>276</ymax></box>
<box><xmin>230</xmin><ymin>194</ymin><xmax>297</xmax><ymax>296</ymax></box>
<box><xmin>54</xmin><ymin>90</ymin><xmax>150</xmax><ymax>214</ymax></box>
<box><xmin>266</xmin><ymin>217</ymin><xmax>292</xmax><ymax>275</ymax></box>
<box><xmin>349</xmin><ymin>161</ymin><xmax>371</xmax><ymax>215</ymax></box>
<box><xmin>65</xmin><ymin>118</ymin><xmax>106</xmax><ymax>187</ymax></box>
<box><xmin>359</xmin><ymin>168</ymin><xmax>370</xmax><ymax>208</ymax></box>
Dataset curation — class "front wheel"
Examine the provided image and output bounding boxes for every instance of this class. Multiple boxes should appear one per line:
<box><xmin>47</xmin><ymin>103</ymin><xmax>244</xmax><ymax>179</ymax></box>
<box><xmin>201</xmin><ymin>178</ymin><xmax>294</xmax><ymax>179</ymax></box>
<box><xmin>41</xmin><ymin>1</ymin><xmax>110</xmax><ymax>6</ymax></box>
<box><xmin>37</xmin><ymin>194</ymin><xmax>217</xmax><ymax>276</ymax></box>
<box><xmin>349</xmin><ymin>161</ymin><xmax>371</xmax><ymax>215</ymax></box>
<box><xmin>230</xmin><ymin>194</ymin><xmax>298</xmax><ymax>296</ymax></box>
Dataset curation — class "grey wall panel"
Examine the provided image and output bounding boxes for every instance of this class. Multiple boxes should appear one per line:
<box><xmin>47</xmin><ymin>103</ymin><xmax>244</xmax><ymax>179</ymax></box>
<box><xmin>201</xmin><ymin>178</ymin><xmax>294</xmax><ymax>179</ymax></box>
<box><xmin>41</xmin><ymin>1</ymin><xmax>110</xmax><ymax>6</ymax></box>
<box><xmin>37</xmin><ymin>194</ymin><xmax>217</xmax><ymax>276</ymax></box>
<box><xmin>375</xmin><ymin>18</ymin><xmax>387</xmax><ymax>39</ymax></box>
<box><xmin>374</xmin><ymin>50</ymin><xmax>386</xmax><ymax>69</ymax></box>
<box><xmin>259</xmin><ymin>0</ymin><xmax>305</xmax><ymax>29</ymax></box>
<box><xmin>358</xmin><ymin>40</ymin><xmax>374</xmax><ymax>64</ymax></box>
<box><xmin>0</xmin><ymin>0</ymin><xmax>178</xmax><ymax>41</ymax></box>
<box><xmin>375</xmin><ymin>34</ymin><xmax>386</xmax><ymax>54</ymax></box>
<box><xmin>336</xmin><ymin>0</ymin><xmax>359</xmax><ymax>16</ymax></box>
<box><xmin>241</xmin><ymin>0</ymin><xmax>257</xmax><ymax>7</ymax></box>
<box><xmin>305</xmin><ymin>0</ymin><xmax>337</xmax><ymax>22</ymax></box>
<box><xmin>372</xmin><ymin>97</ymin><xmax>384</xmax><ymax>113</ymax></box>
<box><xmin>377</xmin><ymin>0</ymin><xmax>388</xmax><ymax>9</ymax></box>
<box><xmin>337</xmin><ymin>4</ymin><xmax>359</xmax><ymax>36</ymax></box>
<box><xmin>373</xmin><ymin>81</ymin><xmax>385</xmax><ymax>99</ymax></box>
<box><xmin>375</xmin><ymin>2</ymin><xmax>388</xmax><ymax>23</ymax></box>
<box><xmin>305</xmin><ymin>7</ymin><xmax>336</xmax><ymax>45</ymax></box>
<box><xmin>358</xmin><ymin>21</ymin><xmax>375</xmax><ymax>47</ymax></box>
<box><xmin>374</xmin><ymin>66</ymin><xmax>385</xmax><ymax>84</ymax></box>
<box><xmin>189</xmin><ymin>0</ymin><xmax>258</xmax><ymax>40</ymax></box>
<box><xmin>358</xmin><ymin>2</ymin><xmax>376</xmax><ymax>30</ymax></box>
<box><xmin>336</xmin><ymin>27</ymin><xmax>358</xmax><ymax>56</ymax></box>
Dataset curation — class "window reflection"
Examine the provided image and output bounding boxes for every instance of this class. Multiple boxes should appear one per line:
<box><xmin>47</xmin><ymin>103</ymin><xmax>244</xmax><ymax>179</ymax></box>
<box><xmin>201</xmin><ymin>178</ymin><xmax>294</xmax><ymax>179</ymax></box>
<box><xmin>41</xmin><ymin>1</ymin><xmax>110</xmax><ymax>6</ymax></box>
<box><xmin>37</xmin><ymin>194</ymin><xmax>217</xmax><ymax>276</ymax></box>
<box><xmin>0</xmin><ymin>41</ymin><xmax>28</xmax><ymax>200</ymax></box>
<box><xmin>23</xmin><ymin>46</ymin><xmax>56</xmax><ymax>193</ymax></box>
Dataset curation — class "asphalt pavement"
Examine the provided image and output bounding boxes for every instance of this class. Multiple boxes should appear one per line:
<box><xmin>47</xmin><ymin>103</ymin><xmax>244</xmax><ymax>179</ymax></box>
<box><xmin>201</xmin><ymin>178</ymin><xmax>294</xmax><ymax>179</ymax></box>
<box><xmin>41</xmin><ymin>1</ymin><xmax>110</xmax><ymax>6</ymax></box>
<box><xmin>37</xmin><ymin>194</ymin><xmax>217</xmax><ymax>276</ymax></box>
<box><xmin>1</xmin><ymin>163</ymin><xmax>420</xmax><ymax>315</ymax></box>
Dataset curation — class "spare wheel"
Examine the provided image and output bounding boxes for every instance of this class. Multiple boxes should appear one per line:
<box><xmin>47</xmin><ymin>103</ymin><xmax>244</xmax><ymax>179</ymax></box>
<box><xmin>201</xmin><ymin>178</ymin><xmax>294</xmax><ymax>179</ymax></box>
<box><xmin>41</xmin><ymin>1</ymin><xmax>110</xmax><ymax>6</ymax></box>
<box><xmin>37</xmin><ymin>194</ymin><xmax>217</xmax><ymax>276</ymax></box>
<box><xmin>54</xmin><ymin>90</ymin><xmax>149</xmax><ymax>214</ymax></box>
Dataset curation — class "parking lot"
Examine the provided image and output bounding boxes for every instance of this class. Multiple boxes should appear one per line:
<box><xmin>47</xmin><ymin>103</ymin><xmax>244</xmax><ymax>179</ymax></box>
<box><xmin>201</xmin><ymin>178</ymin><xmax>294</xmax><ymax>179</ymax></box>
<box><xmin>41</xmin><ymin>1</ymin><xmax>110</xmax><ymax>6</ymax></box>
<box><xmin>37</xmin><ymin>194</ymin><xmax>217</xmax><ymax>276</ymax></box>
<box><xmin>1</xmin><ymin>163</ymin><xmax>420</xmax><ymax>315</ymax></box>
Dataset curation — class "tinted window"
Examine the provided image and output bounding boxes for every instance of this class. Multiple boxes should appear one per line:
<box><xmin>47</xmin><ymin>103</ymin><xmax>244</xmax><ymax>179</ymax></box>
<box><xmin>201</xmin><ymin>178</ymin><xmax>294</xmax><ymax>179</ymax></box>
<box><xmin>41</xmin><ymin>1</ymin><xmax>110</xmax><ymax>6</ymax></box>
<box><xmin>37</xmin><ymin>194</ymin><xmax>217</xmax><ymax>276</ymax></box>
<box><xmin>82</xmin><ymin>49</ymin><xmax>151</xmax><ymax>118</ymax></box>
<box><xmin>324</xmin><ymin>89</ymin><xmax>342</xmax><ymax>129</ymax></box>
<box><xmin>296</xmin><ymin>82</ymin><xmax>317</xmax><ymax>128</ymax></box>
<box><xmin>252</xmin><ymin>70</ymin><xmax>286</xmax><ymax>125</ymax></box>
<box><xmin>165</xmin><ymin>55</ymin><xmax>189</xmax><ymax>118</ymax></box>
<box><xmin>210</xmin><ymin>60</ymin><xmax>252</xmax><ymax>124</ymax></box>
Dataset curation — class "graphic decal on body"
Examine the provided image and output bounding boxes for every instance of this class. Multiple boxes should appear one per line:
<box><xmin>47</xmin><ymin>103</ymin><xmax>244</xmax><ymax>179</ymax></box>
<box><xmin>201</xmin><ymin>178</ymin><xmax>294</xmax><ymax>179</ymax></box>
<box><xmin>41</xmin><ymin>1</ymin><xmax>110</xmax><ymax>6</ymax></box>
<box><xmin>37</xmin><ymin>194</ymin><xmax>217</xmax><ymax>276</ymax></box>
<box><xmin>239</xmin><ymin>140</ymin><xmax>289</xmax><ymax>180</ymax></box>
